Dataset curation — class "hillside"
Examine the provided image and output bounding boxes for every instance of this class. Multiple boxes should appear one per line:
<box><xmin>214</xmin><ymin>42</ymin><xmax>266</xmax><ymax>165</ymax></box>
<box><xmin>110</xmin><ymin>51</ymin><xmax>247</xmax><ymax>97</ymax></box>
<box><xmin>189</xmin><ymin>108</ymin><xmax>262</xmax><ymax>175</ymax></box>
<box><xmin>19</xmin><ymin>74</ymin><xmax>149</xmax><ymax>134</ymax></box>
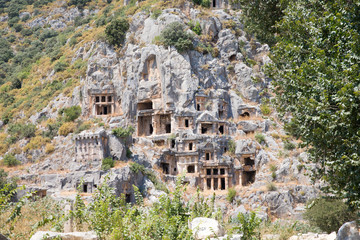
<box><xmin>0</xmin><ymin>0</ymin><xmax>352</xmax><ymax>239</ymax></box>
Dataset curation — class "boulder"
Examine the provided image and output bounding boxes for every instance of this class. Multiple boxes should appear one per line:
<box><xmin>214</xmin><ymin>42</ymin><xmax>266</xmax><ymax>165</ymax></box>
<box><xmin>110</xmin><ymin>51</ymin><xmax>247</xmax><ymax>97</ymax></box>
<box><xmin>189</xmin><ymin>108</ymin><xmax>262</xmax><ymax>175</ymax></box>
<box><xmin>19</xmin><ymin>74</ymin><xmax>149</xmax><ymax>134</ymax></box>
<box><xmin>190</xmin><ymin>217</ymin><xmax>224</xmax><ymax>239</ymax></box>
<box><xmin>30</xmin><ymin>231</ymin><xmax>98</xmax><ymax>240</ymax></box>
<box><xmin>337</xmin><ymin>221</ymin><xmax>360</xmax><ymax>240</ymax></box>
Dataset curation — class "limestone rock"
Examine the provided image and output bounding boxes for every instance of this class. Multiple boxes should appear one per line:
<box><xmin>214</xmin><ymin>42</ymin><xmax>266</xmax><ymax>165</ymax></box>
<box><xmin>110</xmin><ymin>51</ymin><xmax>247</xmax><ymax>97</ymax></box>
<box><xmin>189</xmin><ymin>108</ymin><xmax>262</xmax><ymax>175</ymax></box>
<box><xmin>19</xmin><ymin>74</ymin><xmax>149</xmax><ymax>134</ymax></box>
<box><xmin>108</xmin><ymin>134</ymin><xmax>126</xmax><ymax>160</ymax></box>
<box><xmin>264</xmin><ymin>191</ymin><xmax>294</xmax><ymax>217</ymax></box>
<box><xmin>30</xmin><ymin>231</ymin><xmax>98</xmax><ymax>240</ymax></box>
<box><xmin>337</xmin><ymin>221</ymin><xmax>360</xmax><ymax>240</ymax></box>
<box><xmin>190</xmin><ymin>217</ymin><xmax>225</xmax><ymax>240</ymax></box>
<box><xmin>289</xmin><ymin>232</ymin><xmax>336</xmax><ymax>240</ymax></box>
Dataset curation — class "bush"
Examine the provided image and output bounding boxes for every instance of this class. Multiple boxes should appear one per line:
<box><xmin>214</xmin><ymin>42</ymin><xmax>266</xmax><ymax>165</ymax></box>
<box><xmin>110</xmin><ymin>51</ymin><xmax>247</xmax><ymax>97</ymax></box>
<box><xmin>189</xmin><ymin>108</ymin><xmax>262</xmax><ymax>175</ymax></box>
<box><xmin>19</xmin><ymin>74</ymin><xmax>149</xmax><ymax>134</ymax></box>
<box><xmin>112</xmin><ymin>126</ymin><xmax>134</xmax><ymax>138</ymax></box>
<box><xmin>75</xmin><ymin>121</ymin><xmax>91</xmax><ymax>134</ymax></box>
<box><xmin>232</xmin><ymin>211</ymin><xmax>262</xmax><ymax>239</ymax></box>
<box><xmin>53</xmin><ymin>60</ymin><xmax>69</xmax><ymax>72</ymax></box>
<box><xmin>105</xmin><ymin>18</ymin><xmax>130</xmax><ymax>47</ymax></box>
<box><xmin>267</xmin><ymin>182</ymin><xmax>277</xmax><ymax>191</ymax></box>
<box><xmin>23</xmin><ymin>136</ymin><xmax>49</xmax><ymax>151</ymax></box>
<box><xmin>101</xmin><ymin>157</ymin><xmax>115</xmax><ymax>170</ymax></box>
<box><xmin>126</xmin><ymin>148</ymin><xmax>132</xmax><ymax>159</ymax></box>
<box><xmin>3</xmin><ymin>154</ymin><xmax>20</xmax><ymax>167</ymax></box>
<box><xmin>192</xmin><ymin>0</ymin><xmax>210</xmax><ymax>8</ymax></box>
<box><xmin>284</xmin><ymin>141</ymin><xmax>296</xmax><ymax>151</ymax></box>
<box><xmin>226</xmin><ymin>188</ymin><xmax>237</xmax><ymax>203</ymax></box>
<box><xmin>129</xmin><ymin>162</ymin><xmax>145</xmax><ymax>174</ymax></box>
<box><xmin>260</xmin><ymin>104</ymin><xmax>272</xmax><ymax>115</ymax></box>
<box><xmin>8</xmin><ymin>123</ymin><xmax>36</xmax><ymax>140</ymax></box>
<box><xmin>304</xmin><ymin>198</ymin><xmax>358</xmax><ymax>233</ymax></box>
<box><xmin>228</xmin><ymin>139</ymin><xmax>236</xmax><ymax>155</ymax></box>
<box><xmin>58</xmin><ymin>122</ymin><xmax>77</xmax><ymax>136</ymax></box>
<box><xmin>157</xmin><ymin>22</ymin><xmax>194</xmax><ymax>53</ymax></box>
<box><xmin>45</xmin><ymin>143</ymin><xmax>55</xmax><ymax>154</ymax></box>
<box><xmin>151</xmin><ymin>8</ymin><xmax>162</xmax><ymax>19</ymax></box>
<box><xmin>255</xmin><ymin>133</ymin><xmax>266</xmax><ymax>144</ymax></box>
<box><xmin>68</xmin><ymin>0</ymin><xmax>91</xmax><ymax>8</ymax></box>
<box><xmin>60</xmin><ymin>106</ymin><xmax>82</xmax><ymax>122</ymax></box>
<box><xmin>188</xmin><ymin>21</ymin><xmax>202</xmax><ymax>35</ymax></box>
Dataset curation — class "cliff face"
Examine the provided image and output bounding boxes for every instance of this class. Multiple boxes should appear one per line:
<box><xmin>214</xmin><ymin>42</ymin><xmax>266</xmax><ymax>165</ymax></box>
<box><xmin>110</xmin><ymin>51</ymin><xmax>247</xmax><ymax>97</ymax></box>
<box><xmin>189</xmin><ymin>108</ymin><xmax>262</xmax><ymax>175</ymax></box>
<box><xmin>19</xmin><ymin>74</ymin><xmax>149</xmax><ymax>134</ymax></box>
<box><xmin>0</xmin><ymin>0</ymin><xmax>319</xmax><ymax>220</ymax></box>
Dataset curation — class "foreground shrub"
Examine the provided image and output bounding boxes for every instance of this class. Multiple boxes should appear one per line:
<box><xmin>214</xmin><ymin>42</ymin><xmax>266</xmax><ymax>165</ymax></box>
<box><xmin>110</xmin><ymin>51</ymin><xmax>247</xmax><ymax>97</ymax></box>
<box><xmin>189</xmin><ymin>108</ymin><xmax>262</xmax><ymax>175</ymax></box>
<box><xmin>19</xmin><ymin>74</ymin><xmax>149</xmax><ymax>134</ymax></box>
<box><xmin>2</xmin><ymin>154</ymin><xmax>20</xmax><ymax>167</ymax></box>
<box><xmin>105</xmin><ymin>18</ymin><xmax>130</xmax><ymax>47</ymax></box>
<box><xmin>232</xmin><ymin>211</ymin><xmax>262</xmax><ymax>239</ymax></box>
<box><xmin>101</xmin><ymin>157</ymin><xmax>115</xmax><ymax>171</ymax></box>
<box><xmin>157</xmin><ymin>22</ymin><xmax>194</xmax><ymax>53</ymax></box>
<box><xmin>304</xmin><ymin>198</ymin><xmax>358</xmax><ymax>233</ymax></box>
<box><xmin>58</xmin><ymin>122</ymin><xmax>77</xmax><ymax>136</ymax></box>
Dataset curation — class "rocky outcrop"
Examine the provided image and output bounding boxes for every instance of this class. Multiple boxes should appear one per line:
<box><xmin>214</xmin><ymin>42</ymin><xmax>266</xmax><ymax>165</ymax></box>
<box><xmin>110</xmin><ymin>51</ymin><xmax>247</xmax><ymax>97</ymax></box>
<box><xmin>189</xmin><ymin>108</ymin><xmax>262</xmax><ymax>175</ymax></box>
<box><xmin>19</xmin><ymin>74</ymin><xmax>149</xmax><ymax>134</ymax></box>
<box><xmin>30</xmin><ymin>231</ymin><xmax>98</xmax><ymax>240</ymax></box>
<box><xmin>289</xmin><ymin>232</ymin><xmax>336</xmax><ymax>240</ymax></box>
<box><xmin>190</xmin><ymin>217</ymin><xmax>225</xmax><ymax>240</ymax></box>
<box><xmin>337</xmin><ymin>221</ymin><xmax>360</xmax><ymax>240</ymax></box>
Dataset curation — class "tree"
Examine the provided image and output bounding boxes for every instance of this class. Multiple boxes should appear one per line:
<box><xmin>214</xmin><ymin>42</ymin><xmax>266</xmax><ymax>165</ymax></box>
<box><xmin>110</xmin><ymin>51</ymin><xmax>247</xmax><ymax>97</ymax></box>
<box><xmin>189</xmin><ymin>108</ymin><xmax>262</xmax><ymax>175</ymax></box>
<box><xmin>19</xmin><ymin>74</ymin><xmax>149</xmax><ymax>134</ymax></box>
<box><xmin>268</xmin><ymin>0</ymin><xmax>360</xmax><ymax>208</ymax></box>
<box><xmin>105</xmin><ymin>18</ymin><xmax>130</xmax><ymax>47</ymax></box>
<box><xmin>238</xmin><ymin>0</ymin><xmax>288</xmax><ymax>46</ymax></box>
<box><xmin>157</xmin><ymin>22</ymin><xmax>194</xmax><ymax>53</ymax></box>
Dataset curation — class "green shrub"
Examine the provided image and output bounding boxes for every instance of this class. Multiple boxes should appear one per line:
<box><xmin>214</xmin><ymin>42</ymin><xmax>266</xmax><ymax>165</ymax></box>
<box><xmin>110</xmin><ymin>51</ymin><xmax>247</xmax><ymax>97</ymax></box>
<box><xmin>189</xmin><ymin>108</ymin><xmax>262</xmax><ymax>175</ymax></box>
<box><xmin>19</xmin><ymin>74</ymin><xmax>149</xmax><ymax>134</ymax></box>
<box><xmin>228</xmin><ymin>139</ymin><xmax>236</xmax><ymax>155</ymax></box>
<box><xmin>226</xmin><ymin>188</ymin><xmax>237</xmax><ymax>203</ymax></box>
<box><xmin>53</xmin><ymin>61</ymin><xmax>69</xmax><ymax>72</ymax></box>
<box><xmin>126</xmin><ymin>148</ymin><xmax>132</xmax><ymax>159</ymax></box>
<box><xmin>267</xmin><ymin>182</ymin><xmax>277</xmax><ymax>191</ymax></box>
<box><xmin>151</xmin><ymin>8</ymin><xmax>162</xmax><ymax>19</ymax></box>
<box><xmin>232</xmin><ymin>211</ymin><xmax>262</xmax><ymax>239</ymax></box>
<box><xmin>129</xmin><ymin>162</ymin><xmax>145</xmax><ymax>174</ymax></box>
<box><xmin>68</xmin><ymin>0</ymin><xmax>91</xmax><ymax>8</ymax></box>
<box><xmin>157</xmin><ymin>22</ymin><xmax>194</xmax><ymax>53</ymax></box>
<box><xmin>8</xmin><ymin>123</ymin><xmax>36</xmax><ymax>140</ymax></box>
<box><xmin>60</xmin><ymin>106</ymin><xmax>82</xmax><ymax>122</ymax></box>
<box><xmin>112</xmin><ymin>126</ymin><xmax>135</xmax><ymax>138</ymax></box>
<box><xmin>105</xmin><ymin>18</ymin><xmax>130</xmax><ymax>47</ymax></box>
<box><xmin>192</xmin><ymin>0</ymin><xmax>210</xmax><ymax>8</ymax></box>
<box><xmin>102</xmin><ymin>157</ymin><xmax>115</xmax><ymax>171</ymax></box>
<box><xmin>269</xmin><ymin>164</ymin><xmax>277</xmax><ymax>172</ymax></box>
<box><xmin>260</xmin><ymin>104</ymin><xmax>272</xmax><ymax>115</ymax></box>
<box><xmin>188</xmin><ymin>21</ymin><xmax>202</xmax><ymax>35</ymax></box>
<box><xmin>255</xmin><ymin>133</ymin><xmax>266</xmax><ymax>144</ymax></box>
<box><xmin>304</xmin><ymin>198</ymin><xmax>358</xmax><ymax>233</ymax></box>
<box><xmin>3</xmin><ymin>154</ymin><xmax>20</xmax><ymax>167</ymax></box>
<box><xmin>284</xmin><ymin>141</ymin><xmax>296</xmax><ymax>151</ymax></box>
<box><xmin>75</xmin><ymin>121</ymin><xmax>91</xmax><ymax>134</ymax></box>
<box><xmin>271</xmin><ymin>171</ymin><xmax>276</xmax><ymax>181</ymax></box>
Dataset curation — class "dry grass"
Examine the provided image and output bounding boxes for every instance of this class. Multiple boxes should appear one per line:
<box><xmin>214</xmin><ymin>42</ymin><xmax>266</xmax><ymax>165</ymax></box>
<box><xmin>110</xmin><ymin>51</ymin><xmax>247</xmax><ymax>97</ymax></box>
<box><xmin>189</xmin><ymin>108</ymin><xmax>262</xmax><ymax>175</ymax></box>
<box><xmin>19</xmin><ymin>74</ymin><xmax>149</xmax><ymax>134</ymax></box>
<box><xmin>234</xmin><ymin>132</ymin><xmax>255</xmax><ymax>140</ymax></box>
<box><xmin>114</xmin><ymin>160</ymin><xmax>130</xmax><ymax>169</ymax></box>
<box><xmin>0</xmin><ymin>197</ymin><xmax>64</xmax><ymax>240</ymax></box>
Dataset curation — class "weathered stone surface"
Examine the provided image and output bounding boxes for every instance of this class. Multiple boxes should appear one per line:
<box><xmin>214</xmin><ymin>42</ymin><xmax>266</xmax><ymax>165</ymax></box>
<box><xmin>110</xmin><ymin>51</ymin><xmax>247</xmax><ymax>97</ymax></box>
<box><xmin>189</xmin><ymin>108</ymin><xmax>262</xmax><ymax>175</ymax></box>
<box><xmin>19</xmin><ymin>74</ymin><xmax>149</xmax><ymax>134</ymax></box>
<box><xmin>108</xmin><ymin>134</ymin><xmax>126</xmax><ymax>160</ymax></box>
<box><xmin>337</xmin><ymin>221</ymin><xmax>360</xmax><ymax>240</ymax></box>
<box><xmin>30</xmin><ymin>231</ymin><xmax>98</xmax><ymax>240</ymax></box>
<box><xmin>264</xmin><ymin>191</ymin><xmax>294</xmax><ymax>217</ymax></box>
<box><xmin>190</xmin><ymin>217</ymin><xmax>225</xmax><ymax>240</ymax></box>
<box><xmin>289</xmin><ymin>232</ymin><xmax>336</xmax><ymax>240</ymax></box>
